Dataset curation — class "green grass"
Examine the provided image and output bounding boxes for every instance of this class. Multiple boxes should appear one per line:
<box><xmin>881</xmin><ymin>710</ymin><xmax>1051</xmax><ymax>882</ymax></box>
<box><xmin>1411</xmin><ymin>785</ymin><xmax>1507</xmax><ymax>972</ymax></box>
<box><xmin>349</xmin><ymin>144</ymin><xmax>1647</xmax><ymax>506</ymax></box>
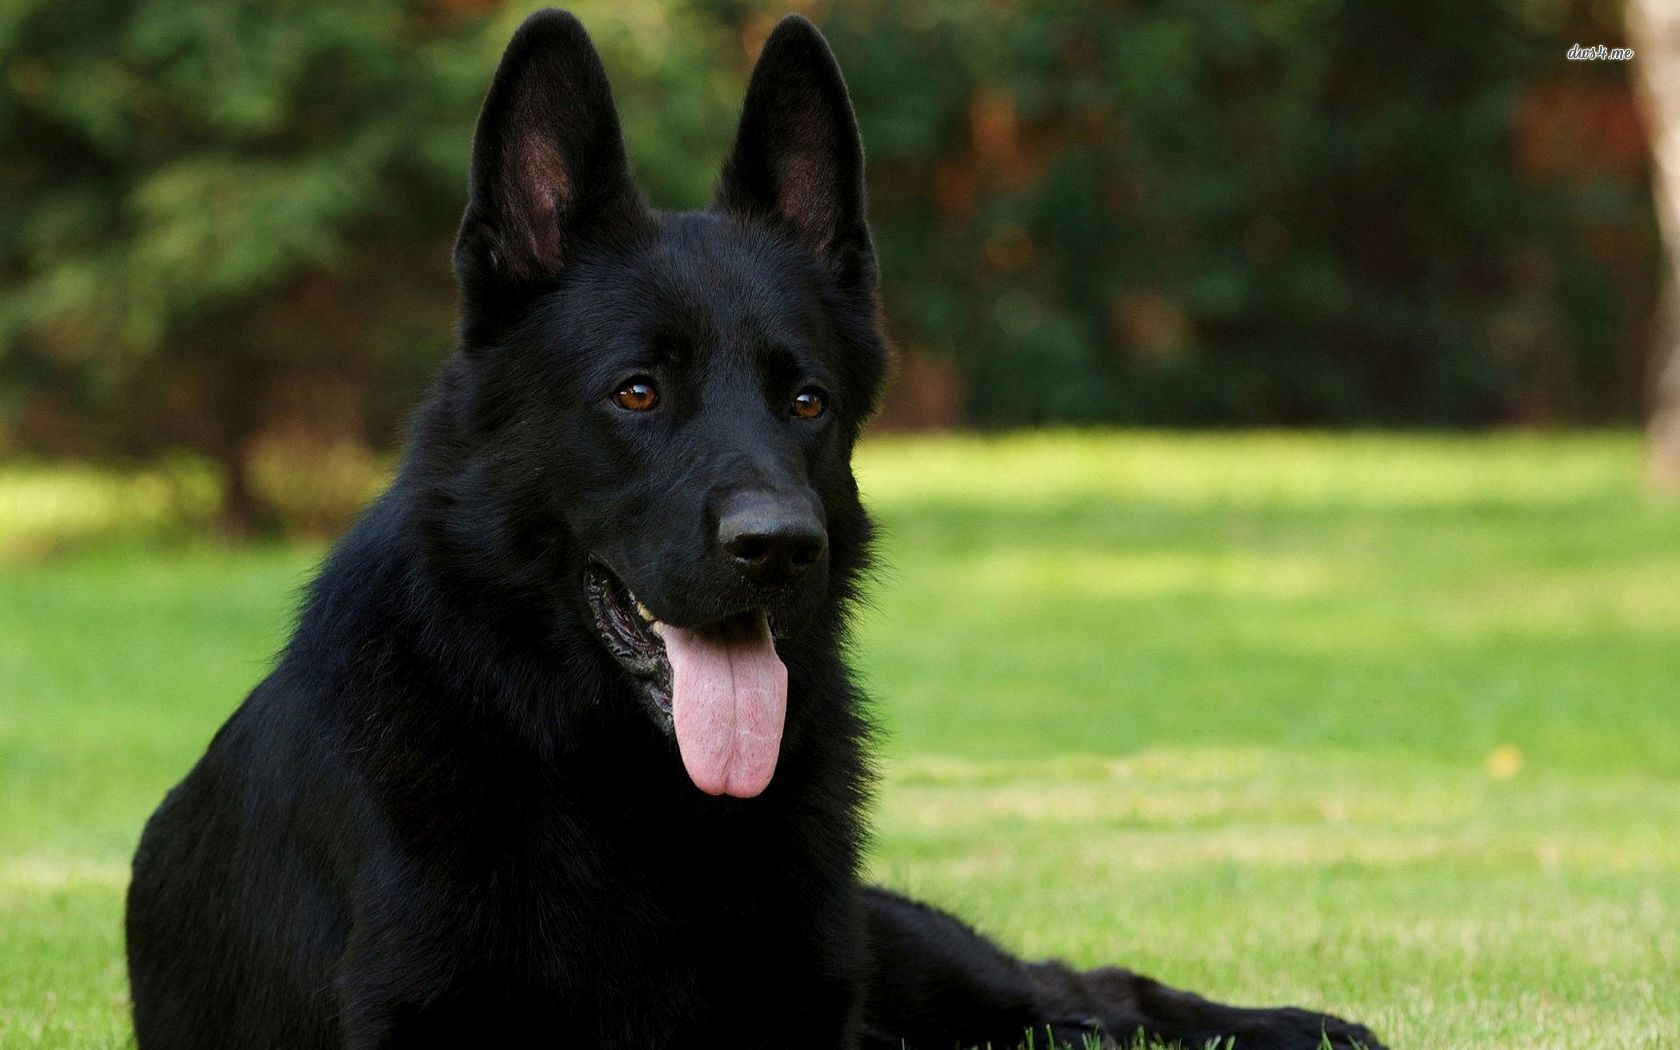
<box><xmin>2</xmin><ymin>431</ymin><xmax>1678</xmax><ymax>1047</ymax></box>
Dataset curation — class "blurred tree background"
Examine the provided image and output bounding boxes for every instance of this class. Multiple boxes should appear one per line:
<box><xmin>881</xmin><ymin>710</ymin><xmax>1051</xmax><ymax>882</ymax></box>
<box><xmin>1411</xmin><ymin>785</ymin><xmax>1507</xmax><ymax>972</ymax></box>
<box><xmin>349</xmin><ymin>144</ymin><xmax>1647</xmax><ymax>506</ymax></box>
<box><xmin>0</xmin><ymin>0</ymin><xmax>1659</xmax><ymax>530</ymax></box>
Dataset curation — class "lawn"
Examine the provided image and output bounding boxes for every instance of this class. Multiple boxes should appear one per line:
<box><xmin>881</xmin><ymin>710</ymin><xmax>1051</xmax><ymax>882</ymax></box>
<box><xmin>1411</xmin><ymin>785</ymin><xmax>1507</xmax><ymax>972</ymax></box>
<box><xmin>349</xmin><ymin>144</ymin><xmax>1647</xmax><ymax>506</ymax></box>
<box><xmin>2</xmin><ymin>431</ymin><xmax>1677</xmax><ymax>1048</ymax></box>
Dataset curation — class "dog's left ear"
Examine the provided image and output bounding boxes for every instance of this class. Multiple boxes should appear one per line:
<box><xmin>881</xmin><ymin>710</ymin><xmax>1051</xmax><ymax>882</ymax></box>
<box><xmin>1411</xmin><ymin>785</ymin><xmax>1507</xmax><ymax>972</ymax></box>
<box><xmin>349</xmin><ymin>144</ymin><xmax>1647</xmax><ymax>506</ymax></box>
<box><xmin>716</xmin><ymin>16</ymin><xmax>875</xmax><ymax>299</ymax></box>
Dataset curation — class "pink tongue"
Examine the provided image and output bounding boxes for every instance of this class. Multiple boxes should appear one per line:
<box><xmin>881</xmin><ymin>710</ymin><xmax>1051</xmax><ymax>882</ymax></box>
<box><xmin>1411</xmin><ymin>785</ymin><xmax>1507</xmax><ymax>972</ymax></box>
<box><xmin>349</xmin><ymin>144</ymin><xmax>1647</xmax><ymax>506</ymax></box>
<box><xmin>656</xmin><ymin>614</ymin><xmax>786</xmax><ymax>798</ymax></box>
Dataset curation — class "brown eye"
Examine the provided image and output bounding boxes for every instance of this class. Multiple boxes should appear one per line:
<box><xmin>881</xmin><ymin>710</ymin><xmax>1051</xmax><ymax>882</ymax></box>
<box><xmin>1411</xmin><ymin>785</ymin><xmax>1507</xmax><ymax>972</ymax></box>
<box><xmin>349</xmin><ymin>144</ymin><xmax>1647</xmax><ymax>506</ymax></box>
<box><xmin>613</xmin><ymin>378</ymin><xmax>659</xmax><ymax>412</ymax></box>
<box><xmin>791</xmin><ymin>387</ymin><xmax>827</xmax><ymax>420</ymax></box>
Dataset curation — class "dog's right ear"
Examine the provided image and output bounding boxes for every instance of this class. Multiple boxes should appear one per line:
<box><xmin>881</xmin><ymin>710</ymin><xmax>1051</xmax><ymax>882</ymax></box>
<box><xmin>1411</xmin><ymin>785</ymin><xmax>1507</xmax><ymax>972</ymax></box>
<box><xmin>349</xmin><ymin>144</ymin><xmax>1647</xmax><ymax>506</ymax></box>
<box><xmin>453</xmin><ymin>9</ymin><xmax>646</xmax><ymax>344</ymax></box>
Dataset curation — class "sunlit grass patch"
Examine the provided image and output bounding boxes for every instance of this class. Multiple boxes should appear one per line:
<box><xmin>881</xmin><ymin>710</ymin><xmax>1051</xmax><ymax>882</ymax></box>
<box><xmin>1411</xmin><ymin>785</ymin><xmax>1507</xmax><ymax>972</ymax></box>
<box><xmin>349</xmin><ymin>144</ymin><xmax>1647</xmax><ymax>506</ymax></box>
<box><xmin>0</xmin><ymin>459</ymin><xmax>219</xmax><ymax>560</ymax></box>
<box><xmin>854</xmin><ymin>430</ymin><xmax>1650</xmax><ymax>513</ymax></box>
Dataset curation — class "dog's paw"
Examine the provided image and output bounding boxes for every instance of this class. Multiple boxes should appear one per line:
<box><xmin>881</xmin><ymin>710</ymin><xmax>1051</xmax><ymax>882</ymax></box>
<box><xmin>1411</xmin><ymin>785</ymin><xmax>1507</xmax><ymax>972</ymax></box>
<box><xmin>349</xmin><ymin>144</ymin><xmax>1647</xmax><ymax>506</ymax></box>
<box><xmin>1082</xmin><ymin>1009</ymin><xmax>1386</xmax><ymax>1050</ymax></box>
<box><xmin>1219</xmin><ymin>1006</ymin><xmax>1386</xmax><ymax>1050</ymax></box>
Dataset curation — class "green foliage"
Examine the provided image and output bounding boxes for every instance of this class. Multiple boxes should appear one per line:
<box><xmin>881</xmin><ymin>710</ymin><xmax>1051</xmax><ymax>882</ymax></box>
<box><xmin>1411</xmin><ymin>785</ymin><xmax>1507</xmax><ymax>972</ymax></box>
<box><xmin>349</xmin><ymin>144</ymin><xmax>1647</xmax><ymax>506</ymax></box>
<box><xmin>0</xmin><ymin>1</ymin><xmax>1660</xmax><ymax>483</ymax></box>
<box><xmin>0</xmin><ymin>1</ymin><xmax>754</xmax><ymax>528</ymax></box>
<box><xmin>808</xmin><ymin>0</ymin><xmax>1656</xmax><ymax>426</ymax></box>
<box><xmin>2</xmin><ymin>433</ymin><xmax>1677</xmax><ymax>1046</ymax></box>
<box><xmin>2</xmin><ymin>1</ymin><xmax>458</xmax><ymax>354</ymax></box>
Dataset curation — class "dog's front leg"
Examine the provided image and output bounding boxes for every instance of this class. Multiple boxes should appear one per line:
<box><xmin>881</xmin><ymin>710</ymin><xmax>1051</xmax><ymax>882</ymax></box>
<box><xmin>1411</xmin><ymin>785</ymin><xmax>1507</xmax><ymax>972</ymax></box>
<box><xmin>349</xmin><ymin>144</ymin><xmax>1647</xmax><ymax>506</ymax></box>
<box><xmin>859</xmin><ymin>887</ymin><xmax>1385</xmax><ymax>1050</ymax></box>
<box><xmin>857</xmin><ymin>887</ymin><xmax>1109</xmax><ymax>1050</ymax></box>
<box><xmin>1022</xmin><ymin>960</ymin><xmax>1387</xmax><ymax>1050</ymax></box>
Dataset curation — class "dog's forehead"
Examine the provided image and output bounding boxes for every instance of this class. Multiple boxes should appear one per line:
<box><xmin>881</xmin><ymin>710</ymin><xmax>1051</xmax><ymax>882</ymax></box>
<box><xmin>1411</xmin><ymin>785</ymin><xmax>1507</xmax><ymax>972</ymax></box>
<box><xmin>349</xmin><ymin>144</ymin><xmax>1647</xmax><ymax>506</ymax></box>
<box><xmin>629</xmin><ymin>213</ymin><xmax>824</xmax><ymax>351</ymax></box>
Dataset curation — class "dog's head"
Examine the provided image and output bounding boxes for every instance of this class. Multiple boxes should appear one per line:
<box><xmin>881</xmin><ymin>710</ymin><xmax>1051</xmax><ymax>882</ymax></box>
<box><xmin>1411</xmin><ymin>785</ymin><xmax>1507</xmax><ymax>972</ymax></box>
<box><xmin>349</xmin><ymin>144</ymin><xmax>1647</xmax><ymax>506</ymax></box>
<box><xmin>443</xmin><ymin>10</ymin><xmax>885</xmax><ymax>797</ymax></box>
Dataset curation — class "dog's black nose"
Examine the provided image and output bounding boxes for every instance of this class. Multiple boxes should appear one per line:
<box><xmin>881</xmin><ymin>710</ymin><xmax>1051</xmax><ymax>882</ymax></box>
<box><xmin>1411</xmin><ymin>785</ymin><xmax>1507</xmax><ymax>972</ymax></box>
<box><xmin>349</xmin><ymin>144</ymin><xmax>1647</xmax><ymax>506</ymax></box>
<box><xmin>719</xmin><ymin>497</ymin><xmax>826</xmax><ymax>587</ymax></box>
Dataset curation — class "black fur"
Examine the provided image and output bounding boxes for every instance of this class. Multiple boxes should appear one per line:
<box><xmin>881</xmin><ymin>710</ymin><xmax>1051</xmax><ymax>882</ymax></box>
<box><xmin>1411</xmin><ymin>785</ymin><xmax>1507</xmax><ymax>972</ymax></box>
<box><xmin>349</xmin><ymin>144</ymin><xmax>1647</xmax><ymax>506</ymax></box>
<box><xmin>126</xmin><ymin>12</ymin><xmax>1384</xmax><ymax>1049</ymax></box>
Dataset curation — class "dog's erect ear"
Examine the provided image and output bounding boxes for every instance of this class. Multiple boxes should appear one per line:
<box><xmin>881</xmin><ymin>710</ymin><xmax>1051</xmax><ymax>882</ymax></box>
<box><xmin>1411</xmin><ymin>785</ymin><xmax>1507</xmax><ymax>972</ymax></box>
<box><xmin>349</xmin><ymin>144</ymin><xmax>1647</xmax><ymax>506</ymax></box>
<box><xmin>716</xmin><ymin>16</ymin><xmax>875</xmax><ymax>297</ymax></box>
<box><xmin>454</xmin><ymin>10</ymin><xmax>645</xmax><ymax>336</ymax></box>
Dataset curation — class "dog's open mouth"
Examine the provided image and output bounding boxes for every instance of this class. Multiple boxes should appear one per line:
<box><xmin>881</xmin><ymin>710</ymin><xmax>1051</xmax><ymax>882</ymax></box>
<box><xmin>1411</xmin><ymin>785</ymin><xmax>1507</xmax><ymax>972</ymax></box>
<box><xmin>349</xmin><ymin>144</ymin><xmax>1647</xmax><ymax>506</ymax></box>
<box><xmin>585</xmin><ymin>560</ymin><xmax>787</xmax><ymax>799</ymax></box>
<box><xmin>584</xmin><ymin>562</ymin><xmax>672</xmax><ymax>703</ymax></box>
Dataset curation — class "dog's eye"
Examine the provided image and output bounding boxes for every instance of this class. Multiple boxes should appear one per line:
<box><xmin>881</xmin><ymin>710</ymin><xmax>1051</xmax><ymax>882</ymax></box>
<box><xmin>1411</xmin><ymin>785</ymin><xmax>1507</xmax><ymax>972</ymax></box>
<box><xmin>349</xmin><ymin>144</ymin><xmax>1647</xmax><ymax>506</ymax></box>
<box><xmin>613</xmin><ymin>378</ymin><xmax>659</xmax><ymax>412</ymax></box>
<box><xmin>791</xmin><ymin>387</ymin><xmax>827</xmax><ymax>420</ymax></box>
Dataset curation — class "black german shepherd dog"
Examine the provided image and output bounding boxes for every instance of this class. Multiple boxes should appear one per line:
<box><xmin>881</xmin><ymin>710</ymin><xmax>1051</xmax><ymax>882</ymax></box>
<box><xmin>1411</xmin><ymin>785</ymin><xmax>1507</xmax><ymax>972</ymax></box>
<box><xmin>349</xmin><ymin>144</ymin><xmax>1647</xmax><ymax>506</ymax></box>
<box><xmin>126</xmin><ymin>12</ymin><xmax>1384</xmax><ymax>1049</ymax></box>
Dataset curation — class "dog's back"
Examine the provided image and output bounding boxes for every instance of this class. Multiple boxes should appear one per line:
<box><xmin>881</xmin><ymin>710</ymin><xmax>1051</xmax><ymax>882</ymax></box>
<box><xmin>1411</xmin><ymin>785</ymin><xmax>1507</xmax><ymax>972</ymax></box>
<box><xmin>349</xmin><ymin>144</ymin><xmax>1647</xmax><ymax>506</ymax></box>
<box><xmin>128</xmin><ymin>509</ymin><xmax>400</xmax><ymax>1046</ymax></box>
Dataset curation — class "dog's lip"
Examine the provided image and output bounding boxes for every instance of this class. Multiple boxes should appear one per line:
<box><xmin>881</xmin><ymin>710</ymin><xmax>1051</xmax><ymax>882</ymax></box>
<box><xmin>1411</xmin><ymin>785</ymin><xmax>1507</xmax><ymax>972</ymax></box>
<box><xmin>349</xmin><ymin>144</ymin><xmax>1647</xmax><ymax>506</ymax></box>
<box><xmin>584</xmin><ymin>560</ymin><xmax>671</xmax><ymax>706</ymax></box>
<box><xmin>584</xmin><ymin>557</ymin><xmax>789</xmax><ymax>640</ymax></box>
<box><xmin>586</xmin><ymin>559</ymin><xmax>663</xmax><ymax>632</ymax></box>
